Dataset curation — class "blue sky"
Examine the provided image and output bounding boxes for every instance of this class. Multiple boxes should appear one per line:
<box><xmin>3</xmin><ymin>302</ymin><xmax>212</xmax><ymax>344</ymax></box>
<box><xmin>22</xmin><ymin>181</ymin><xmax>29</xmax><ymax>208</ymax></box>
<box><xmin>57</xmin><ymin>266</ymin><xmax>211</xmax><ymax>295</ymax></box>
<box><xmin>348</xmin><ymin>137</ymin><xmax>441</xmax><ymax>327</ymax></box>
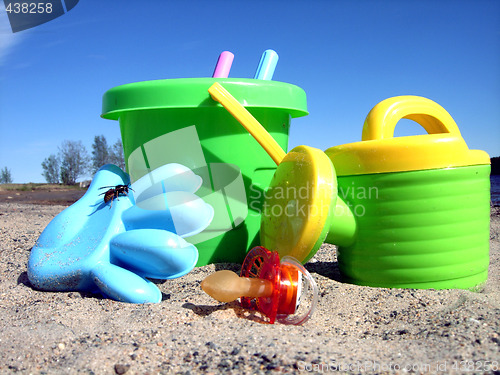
<box><xmin>0</xmin><ymin>0</ymin><xmax>499</xmax><ymax>183</ymax></box>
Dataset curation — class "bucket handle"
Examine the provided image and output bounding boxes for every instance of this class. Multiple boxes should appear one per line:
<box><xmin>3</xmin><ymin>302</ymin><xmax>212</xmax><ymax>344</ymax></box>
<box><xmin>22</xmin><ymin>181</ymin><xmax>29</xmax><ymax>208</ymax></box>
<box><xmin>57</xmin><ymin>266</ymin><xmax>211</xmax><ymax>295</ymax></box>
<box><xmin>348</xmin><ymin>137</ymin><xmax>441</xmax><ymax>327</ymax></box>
<box><xmin>361</xmin><ymin>95</ymin><xmax>462</xmax><ymax>141</ymax></box>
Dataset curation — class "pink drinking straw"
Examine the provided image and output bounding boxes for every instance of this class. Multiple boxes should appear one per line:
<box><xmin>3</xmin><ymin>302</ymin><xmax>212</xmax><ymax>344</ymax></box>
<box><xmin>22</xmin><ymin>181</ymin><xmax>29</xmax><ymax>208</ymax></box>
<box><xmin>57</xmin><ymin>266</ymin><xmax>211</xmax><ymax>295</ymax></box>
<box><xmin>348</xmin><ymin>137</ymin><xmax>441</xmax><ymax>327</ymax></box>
<box><xmin>212</xmin><ymin>51</ymin><xmax>234</xmax><ymax>78</ymax></box>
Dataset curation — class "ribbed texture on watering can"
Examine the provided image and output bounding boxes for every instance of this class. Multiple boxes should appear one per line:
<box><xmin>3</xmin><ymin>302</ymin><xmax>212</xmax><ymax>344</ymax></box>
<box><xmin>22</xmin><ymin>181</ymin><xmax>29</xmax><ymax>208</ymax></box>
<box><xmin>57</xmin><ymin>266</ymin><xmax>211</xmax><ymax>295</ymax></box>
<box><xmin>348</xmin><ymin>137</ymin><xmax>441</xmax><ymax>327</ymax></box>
<box><xmin>336</xmin><ymin>165</ymin><xmax>490</xmax><ymax>289</ymax></box>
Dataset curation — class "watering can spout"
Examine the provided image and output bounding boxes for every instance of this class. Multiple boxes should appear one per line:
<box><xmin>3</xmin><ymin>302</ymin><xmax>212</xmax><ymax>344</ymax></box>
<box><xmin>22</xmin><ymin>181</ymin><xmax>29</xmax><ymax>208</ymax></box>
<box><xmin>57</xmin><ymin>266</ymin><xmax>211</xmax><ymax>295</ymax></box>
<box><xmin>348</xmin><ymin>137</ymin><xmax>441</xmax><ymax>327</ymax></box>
<box><xmin>326</xmin><ymin>198</ymin><xmax>357</xmax><ymax>247</ymax></box>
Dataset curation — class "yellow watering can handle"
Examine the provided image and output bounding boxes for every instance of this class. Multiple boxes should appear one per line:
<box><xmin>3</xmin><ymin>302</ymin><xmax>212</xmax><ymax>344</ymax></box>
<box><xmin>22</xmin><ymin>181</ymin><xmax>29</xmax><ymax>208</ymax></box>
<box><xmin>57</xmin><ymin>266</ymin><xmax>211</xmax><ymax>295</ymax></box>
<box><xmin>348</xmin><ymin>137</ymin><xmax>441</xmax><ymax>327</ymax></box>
<box><xmin>361</xmin><ymin>95</ymin><xmax>462</xmax><ymax>141</ymax></box>
<box><xmin>327</xmin><ymin>95</ymin><xmax>489</xmax><ymax>175</ymax></box>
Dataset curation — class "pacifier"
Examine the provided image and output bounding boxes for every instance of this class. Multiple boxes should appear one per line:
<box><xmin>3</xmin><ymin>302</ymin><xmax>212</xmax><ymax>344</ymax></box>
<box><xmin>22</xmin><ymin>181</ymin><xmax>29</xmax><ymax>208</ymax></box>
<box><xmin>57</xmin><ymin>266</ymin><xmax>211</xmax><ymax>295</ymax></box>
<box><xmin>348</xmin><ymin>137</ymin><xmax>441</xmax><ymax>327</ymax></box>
<box><xmin>201</xmin><ymin>246</ymin><xmax>318</xmax><ymax>325</ymax></box>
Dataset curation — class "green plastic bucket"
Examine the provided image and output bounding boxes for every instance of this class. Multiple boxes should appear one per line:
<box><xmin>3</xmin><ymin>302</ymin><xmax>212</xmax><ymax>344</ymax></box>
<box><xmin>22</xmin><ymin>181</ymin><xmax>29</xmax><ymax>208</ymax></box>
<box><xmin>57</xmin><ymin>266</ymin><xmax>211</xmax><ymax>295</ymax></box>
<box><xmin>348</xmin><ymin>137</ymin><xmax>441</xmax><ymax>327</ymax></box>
<box><xmin>102</xmin><ymin>78</ymin><xmax>308</xmax><ymax>266</ymax></box>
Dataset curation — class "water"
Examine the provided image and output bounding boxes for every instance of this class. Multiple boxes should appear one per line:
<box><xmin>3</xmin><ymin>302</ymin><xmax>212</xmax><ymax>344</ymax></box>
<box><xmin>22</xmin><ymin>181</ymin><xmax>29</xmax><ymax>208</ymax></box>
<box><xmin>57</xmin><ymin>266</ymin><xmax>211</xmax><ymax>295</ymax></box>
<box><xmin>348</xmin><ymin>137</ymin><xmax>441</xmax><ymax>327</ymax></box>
<box><xmin>491</xmin><ymin>175</ymin><xmax>500</xmax><ymax>207</ymax></box>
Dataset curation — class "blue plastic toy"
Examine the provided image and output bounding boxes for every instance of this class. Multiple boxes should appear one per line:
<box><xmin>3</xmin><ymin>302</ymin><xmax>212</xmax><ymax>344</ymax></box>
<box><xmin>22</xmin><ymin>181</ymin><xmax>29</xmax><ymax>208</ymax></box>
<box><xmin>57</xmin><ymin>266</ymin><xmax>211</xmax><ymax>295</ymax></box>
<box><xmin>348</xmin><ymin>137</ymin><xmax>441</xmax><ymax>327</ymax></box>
<box><xmin>27</xmin><ymin>164</ymin><xmax>213</xmax><ymax>303</ymax></box>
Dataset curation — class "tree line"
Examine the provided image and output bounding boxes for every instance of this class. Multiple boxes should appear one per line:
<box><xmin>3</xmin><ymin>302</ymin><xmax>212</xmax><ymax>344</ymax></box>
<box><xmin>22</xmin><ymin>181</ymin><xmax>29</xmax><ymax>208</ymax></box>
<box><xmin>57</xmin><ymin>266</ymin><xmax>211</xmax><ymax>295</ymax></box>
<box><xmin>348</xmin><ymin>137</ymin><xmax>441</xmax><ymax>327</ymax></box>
<box><xmin>3</xmin><ymin>144</ymin><xmax>498</xmax><ymax>185</ymax></box>
<box><xmin>41</xmin><ymin>135</ymin><xmax>125</xmax><ymax>185</ymax></box>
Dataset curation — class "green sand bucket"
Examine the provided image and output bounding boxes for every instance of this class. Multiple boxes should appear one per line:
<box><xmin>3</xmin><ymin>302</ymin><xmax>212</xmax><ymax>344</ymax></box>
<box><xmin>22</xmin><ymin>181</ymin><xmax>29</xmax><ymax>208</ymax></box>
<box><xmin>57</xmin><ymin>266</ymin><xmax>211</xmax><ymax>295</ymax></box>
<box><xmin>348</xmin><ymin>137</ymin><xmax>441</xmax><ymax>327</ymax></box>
<box><xmin>257</xmin><ymin>96</ymin><xmax>490</xmax><ymax>289</ymax></box>
<box><xmin>101</xmin><ymin>78</ymin><xmax>307</xmax><ymax>266</ymax></box>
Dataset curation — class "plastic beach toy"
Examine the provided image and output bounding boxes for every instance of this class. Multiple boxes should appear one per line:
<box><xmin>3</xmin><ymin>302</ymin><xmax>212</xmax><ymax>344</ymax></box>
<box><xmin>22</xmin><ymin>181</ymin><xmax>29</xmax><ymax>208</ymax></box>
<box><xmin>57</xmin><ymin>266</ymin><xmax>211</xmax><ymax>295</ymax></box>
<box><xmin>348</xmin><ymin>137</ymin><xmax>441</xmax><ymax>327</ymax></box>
<box><xmin>325</xmin><ymin>97</ymin><xmax>491</xmax><ymax>289</ymax></box>
<box><xmin>201</xmin><ymin>246</ymin><xmax>318</xmax><ymax>325</ymax></box>
<box><xmin>209</xmin><ymin>83</ymin><xmax>491</xmax><ymax>290</ymax></box>
<box><xmin>28</xmin><ymin>164</ymin><xmax>213</xmax><ymax>303</ymax></box>
<box><xmin>101</xmin><ymin>77</ymin><xmax>308</xmax><ymax>266</ymax></box>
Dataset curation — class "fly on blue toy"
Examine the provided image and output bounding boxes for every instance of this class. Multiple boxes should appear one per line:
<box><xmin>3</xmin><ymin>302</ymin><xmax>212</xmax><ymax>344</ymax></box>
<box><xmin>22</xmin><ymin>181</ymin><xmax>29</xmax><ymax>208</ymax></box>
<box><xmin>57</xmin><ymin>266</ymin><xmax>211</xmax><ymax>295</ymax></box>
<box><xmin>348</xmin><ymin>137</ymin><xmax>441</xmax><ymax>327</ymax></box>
<box><xmin>27</xmin><ymin>164</ymin><xmax>213</xmax><ymax>303</ymax></box>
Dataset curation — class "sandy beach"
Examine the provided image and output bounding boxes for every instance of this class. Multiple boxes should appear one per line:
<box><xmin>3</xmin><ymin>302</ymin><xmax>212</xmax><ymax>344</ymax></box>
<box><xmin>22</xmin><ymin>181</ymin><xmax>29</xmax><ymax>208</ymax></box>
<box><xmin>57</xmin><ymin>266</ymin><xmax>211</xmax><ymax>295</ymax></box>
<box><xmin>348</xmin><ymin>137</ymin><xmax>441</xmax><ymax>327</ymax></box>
<box><xmin>0</xmin><ymin>199</ymin><xmax>498</xmax><ymax>374</ymax></box>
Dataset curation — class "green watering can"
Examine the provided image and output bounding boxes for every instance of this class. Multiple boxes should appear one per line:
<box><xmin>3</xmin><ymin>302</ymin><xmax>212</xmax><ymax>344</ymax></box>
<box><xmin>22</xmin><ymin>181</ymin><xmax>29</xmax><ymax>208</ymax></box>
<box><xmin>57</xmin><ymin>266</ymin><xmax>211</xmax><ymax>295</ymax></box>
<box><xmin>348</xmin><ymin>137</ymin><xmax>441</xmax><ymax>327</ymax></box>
<box><xmin>210</xmin><ymin>84</ymin><xmax>491</xmax><ymax>290</ymax></box>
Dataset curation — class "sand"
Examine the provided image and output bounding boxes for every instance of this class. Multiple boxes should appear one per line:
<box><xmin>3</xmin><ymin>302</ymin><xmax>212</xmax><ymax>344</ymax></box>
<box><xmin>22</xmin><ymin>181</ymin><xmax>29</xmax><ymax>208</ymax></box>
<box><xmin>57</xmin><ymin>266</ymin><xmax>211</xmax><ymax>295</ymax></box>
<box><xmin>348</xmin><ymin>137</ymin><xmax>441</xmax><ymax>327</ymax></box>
<box><xmin>0</xmin><ymin>201</ymin><xmax>498</xmax><ymax>374</ymax></box>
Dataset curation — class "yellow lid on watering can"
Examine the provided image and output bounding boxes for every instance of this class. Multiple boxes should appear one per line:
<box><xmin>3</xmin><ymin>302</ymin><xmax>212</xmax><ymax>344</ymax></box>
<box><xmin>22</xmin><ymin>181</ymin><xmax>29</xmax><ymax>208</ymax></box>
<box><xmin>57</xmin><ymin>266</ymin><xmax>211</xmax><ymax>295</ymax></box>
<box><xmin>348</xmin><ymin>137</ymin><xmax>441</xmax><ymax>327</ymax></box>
<box><xmin>325</xmin><ymin>96</ymin><xmax>490</xmax><ymax>176</ymax></box>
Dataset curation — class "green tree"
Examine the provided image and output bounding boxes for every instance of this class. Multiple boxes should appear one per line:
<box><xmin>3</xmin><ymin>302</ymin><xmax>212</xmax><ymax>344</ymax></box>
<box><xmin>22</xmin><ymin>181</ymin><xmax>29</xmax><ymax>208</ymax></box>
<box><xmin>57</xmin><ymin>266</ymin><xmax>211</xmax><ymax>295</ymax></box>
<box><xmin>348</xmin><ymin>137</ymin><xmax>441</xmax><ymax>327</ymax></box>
<box><xmin>108</xmin><ymin>138</ymin><xmax>125</xmax><ymax>171</ymax></box>
<box><xmin>41</xmin><ymin>154</ymin><xmax>60</xmax><ymax>183</ymax></box>
<box><xmin>59</xmin><ymin>140</ymin><xmax>89</xmax><ymax>185</ymax></box>
<box><xmin>91</xmin><ymin>135</ymin><xmax>109</xmax><ymax>174</ymax></box>
<box><xmin>0</xmin><ymin>167</ymin><xmax>13</xmax><ymax>183</ymax></box>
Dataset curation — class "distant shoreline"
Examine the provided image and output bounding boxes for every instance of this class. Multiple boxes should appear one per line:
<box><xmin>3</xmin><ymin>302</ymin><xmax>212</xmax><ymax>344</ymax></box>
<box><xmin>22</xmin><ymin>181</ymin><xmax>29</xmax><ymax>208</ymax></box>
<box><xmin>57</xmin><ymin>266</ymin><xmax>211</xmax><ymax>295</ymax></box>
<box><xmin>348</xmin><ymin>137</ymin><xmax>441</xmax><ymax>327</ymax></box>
<box><xmin>0</xmin><ymin>184</ymin><xmax>86</xmax><ymax>206</ymax></box>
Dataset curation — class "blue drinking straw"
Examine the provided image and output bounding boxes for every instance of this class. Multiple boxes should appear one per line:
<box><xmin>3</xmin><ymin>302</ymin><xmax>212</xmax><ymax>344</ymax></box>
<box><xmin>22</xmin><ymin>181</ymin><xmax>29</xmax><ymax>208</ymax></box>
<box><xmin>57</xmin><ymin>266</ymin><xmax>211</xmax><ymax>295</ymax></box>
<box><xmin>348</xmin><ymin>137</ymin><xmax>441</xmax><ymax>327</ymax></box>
<box><xmin>254</xmin><ymin>49</ymin><xmax>279</xmax><ymax>80</ymax></box>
